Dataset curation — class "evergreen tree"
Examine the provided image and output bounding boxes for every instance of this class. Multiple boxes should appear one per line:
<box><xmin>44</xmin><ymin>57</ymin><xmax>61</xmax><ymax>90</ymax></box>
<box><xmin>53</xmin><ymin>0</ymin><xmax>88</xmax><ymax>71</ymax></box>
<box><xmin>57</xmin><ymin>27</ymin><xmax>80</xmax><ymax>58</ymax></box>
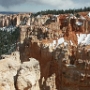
<box><xmin>34</xmin><ymin>6</ymin><xmax>90</xmax><ymax>16</ymax></box>
<box><xmin>0</xmin><ymin>27</ymin><xmax>20</xmax><ymax>56</ymax></box>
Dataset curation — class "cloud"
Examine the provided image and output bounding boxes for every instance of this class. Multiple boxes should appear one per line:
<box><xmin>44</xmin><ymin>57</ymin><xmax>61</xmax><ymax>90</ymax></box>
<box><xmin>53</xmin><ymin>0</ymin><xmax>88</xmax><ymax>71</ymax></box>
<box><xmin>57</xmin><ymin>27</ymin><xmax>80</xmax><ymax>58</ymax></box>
<box><xmin>0</xmin><ymin>0</ymin><xmax>90</xmax><ymax>10</ymax></box>
<box><xmin>0</xmin><ymin>0</ymin><xmax>26</xmax><ymax>7</ymax></box>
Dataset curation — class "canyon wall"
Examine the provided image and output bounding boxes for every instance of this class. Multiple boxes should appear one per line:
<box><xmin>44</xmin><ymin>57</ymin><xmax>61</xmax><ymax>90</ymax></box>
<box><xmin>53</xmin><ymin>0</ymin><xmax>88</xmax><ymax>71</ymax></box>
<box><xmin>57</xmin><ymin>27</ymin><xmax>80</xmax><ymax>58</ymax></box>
<box><xmin>0</xmin><ymin>12</ymin><xmax>90</xmax><ymax>90</ymax></box>
<box><xmin>18</xmin><ymin>12</ymin><xmax>90</xmax><ymax>90</ymax></box>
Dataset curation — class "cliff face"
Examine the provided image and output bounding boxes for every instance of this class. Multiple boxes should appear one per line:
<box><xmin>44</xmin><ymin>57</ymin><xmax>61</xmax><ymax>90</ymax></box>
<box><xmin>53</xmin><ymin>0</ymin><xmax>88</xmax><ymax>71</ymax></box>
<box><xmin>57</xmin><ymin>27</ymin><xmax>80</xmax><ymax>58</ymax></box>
<box><xmin>0</xmin><ymin>12</ymin><xmax>90</xmax><ymax>90</ymax></box>
<box><xmin>19</xmin><ymin>39</ymin><xmax>90</xmax><ymax>90</ymax></box>
<box><xmin>19</xmin><ymin>12</ymin><xmax>90</xmax><ymax>90</ymax></box>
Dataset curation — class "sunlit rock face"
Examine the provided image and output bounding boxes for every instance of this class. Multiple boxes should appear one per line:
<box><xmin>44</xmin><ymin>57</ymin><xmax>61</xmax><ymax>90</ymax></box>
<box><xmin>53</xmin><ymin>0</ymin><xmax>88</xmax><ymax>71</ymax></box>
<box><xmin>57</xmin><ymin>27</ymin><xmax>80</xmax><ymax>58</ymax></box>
<box><xmin>0</xmin><ymin>52</ymin><xmax>41</xmax><ymax>90</ymax></box>
<box><xmin>16</xmin><ymin>58</ymin><xmax>40</xmax><ymax>90</ymax></box>
<box><xmin>0</xmin><ymin>51</ymin><xmax>21</xmax><ymax>90</ymax></box>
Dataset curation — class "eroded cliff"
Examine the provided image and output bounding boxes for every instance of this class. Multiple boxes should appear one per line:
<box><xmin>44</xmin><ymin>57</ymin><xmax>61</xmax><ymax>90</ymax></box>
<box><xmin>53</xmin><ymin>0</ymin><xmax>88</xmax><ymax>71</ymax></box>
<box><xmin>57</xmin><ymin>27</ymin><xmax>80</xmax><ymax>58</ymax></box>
<box><xmin>0</xmin><ymin>12</ymin><xmax>90</xmax><ymax>90</ymax></box>
<box><xmin>19</xmin><ymin>12</ymin><xmax>90</xmax><ymax>90</ymax></box>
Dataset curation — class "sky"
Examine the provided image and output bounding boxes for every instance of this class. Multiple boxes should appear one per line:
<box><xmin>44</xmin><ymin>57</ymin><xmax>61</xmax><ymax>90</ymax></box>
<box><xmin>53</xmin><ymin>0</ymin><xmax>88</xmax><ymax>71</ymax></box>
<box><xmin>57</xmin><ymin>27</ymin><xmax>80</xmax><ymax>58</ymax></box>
<box><xmin>0</xmin><ymin>0</ymin><xmax>90</xmax><ymax>12</ymax></box>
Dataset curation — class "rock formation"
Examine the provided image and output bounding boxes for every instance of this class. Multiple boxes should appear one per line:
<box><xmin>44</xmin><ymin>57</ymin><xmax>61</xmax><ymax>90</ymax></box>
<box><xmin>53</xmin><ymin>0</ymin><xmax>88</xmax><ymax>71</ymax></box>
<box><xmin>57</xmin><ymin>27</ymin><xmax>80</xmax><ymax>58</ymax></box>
<box><xmin>0</xmin><ymin>11</ymin><xmax>90</xmax><ymax>90</ymax></box>
<box><xmin>16</xmin><ymin>58</ymin><xmax>40</xmax><ymax>90</ymax></box>
<box><xmin>19</xmin><ymin>12</ymin><xmax>90</xmax><ymax>90</ymax></box>
<box><xmin>0</xmin><ymin>13</ymin><xmax>31</xmax><ymax>27</ymax></box>
<box><xmin>0</xmin><ymin>51</ymin><xmax>20</xmax><ymax>90</ymax></box>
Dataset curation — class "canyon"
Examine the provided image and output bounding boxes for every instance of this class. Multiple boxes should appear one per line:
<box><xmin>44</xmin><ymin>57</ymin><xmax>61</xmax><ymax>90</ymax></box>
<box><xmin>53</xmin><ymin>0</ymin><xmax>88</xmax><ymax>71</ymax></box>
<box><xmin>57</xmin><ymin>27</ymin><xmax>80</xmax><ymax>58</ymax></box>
<box><xmin>0</xmin><ymin>11</ymin><xmax>90</xmax><ymax>90</ymax></box>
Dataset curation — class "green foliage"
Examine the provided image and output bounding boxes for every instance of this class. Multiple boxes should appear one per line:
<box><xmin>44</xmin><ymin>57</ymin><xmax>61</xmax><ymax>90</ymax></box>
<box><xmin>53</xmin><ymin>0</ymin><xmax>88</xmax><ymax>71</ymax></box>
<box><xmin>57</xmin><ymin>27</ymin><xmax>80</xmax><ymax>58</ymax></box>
<box><xmin>0</xmin><ymin>27</ymin><xmax>20</xmax><ymax>56</ymax></box>
<box><xmin>34</xmin><ymin>6</ymin><xmax>90</xmax><ymax>16</ymax></box>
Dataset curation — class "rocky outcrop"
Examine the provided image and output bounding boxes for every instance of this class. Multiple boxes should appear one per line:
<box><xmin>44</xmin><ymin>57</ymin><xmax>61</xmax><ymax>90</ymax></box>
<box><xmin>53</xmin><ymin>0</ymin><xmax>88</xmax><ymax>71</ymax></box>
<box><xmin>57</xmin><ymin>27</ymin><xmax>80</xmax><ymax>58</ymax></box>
<box><xmin>0</xmin><ymin>52</ymin><xmax>41</xmax><ymax>90</ymax></box>
<box><xmin>0</xmin><ymin>51</ymin><xmax>20</xmax><ymax>90</ymax></box>
<box><xmin>16</xmin><ymin>58</ymin><xmax>40</xmax><ymax>90</ymax></box>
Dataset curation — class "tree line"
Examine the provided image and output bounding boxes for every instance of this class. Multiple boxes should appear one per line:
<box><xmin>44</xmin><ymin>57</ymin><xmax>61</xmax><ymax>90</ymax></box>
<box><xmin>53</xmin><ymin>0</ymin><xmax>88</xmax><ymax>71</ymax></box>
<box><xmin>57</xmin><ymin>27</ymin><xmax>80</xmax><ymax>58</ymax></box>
<box><xmin>34</xmin><ymin>7</ymin><xmax>90</xmax><ymax>16</ymax></box>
